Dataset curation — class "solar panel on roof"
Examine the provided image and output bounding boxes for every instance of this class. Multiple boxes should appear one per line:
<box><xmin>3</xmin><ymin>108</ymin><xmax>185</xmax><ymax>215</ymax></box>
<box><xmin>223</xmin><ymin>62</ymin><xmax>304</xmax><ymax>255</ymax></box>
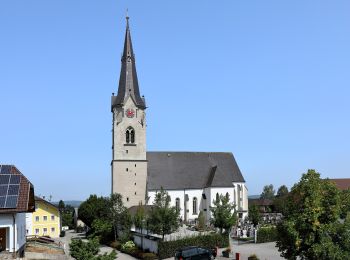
<box><xmin>10</xmin><ymin>175</ymin><xmax>20</xmax><ymax>184</ymax></box>
<box><xmin>5</xmin><ymin>195</ymin><xmax>18</xmax><ymax>208</ymax></box>
<box><xmin>7</xmin><ymin>185</ymin><xmax>19</xmax><ymax>196</ymax></box>
<box><xmin>0</xmin><ymin>175</ymin><xmax>10</xmax><ymax>185</ymax></box>
<box><xmin>0</xmin><ymin>186</ymin><xmax>8</xmax><ymax>196</ymax></box>
<box><xmin>0</xmin><ymin>166</ymin><xmax>11</xmax><ymax>175</ymax></box>
<box><xmin>0</xmin><ymin>196</ymin><xmax>6</xmax><ymax>208</ymax></box>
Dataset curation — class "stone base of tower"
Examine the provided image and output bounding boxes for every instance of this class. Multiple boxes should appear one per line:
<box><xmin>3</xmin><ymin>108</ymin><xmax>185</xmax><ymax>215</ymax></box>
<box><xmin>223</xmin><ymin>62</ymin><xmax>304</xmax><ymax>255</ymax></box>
<box><xmin>111</xmin><ymin>160</ymin><xmax>147</xmax><ymax>208</ymax></box>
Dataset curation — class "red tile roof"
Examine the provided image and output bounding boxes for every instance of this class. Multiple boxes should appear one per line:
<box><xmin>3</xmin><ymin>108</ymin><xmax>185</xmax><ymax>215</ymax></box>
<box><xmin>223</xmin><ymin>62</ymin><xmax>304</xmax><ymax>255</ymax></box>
<box><xmin>0</xmin><ymin>165</ymin><xmax>35</xmax><ymax>213</ymax></box>
<box><xmin>329</xmin><ymin>178</ymin><xmax>350</xmax><ymax>191</ymax></box>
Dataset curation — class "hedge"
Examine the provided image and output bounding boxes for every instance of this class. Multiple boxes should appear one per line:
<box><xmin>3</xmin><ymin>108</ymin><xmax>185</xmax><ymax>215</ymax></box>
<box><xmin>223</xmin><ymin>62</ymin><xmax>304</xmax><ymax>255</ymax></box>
<box><xmin>256</xmin><ymin>226</ymin><xmax>278</xmax><ymax>243</ymax></box>
<box><xmin>158</xmin><ymin>233</ymin><xmax>229</xmax><ymax>259</ymax></box>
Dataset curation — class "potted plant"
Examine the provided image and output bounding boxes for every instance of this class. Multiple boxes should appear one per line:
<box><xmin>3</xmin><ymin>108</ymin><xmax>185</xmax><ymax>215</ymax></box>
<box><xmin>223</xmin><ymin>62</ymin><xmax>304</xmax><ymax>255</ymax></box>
<box><xmin>222</xmin><ymin>247</ymin><xmax>231</xmax><ymax>258</ymax></box>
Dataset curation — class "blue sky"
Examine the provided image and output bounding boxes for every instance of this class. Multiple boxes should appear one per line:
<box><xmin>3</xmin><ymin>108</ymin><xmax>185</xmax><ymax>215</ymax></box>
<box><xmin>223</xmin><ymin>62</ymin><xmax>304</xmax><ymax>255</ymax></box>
<box><xmin>1</xmin><ymin>1</ymin><xmax>349</xmax><ymax>201</ymax></box>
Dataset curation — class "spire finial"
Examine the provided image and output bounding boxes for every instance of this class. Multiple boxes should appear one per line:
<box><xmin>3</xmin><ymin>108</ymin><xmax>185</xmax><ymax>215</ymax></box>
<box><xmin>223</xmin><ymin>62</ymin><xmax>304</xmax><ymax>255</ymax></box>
<box><xmin>126</xmin><ymin>9</ymin><xmax>129</xmax><ymax>28</ymax></box>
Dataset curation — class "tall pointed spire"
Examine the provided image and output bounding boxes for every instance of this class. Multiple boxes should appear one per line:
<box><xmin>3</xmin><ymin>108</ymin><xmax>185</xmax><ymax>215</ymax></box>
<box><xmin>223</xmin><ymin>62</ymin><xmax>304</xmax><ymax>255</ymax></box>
<box><xmin>112</xmin><ymin>15</ymin><xmax>146</xmax><ymax>111</ymax></box>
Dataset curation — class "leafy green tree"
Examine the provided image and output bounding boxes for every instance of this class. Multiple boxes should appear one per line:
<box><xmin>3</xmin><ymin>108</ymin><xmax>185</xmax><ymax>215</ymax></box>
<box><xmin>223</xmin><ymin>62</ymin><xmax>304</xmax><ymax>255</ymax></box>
<box><xmin>274</xmin><ymin>185</ymin><xmax>289</xmax><ymax>215</ymax></box>
<box><xmin>248</xmin><ymin>204</ymin><xmax>261</xmax><ymax>227</ymax></box>
<box><xmin>276</xmin><ymin>169</ymin><xmax>350</xmax><ymax>260</ymax></box>
<box><xmin>58</xmin><ymin>200</ymin><xmax>65</xmax><ymax>211</ymax></box>
<box><xmin>78</xmin><ymin>195</ymin><xmax>110</xmax><ymax>227</ymax></box>
<box><xmin>69</xmin><ymin>237</ymin><xmax>117</xmax><ymax>260</ymax></box>
<box><xmin>61</xmin><ymin>204</ymin><xmax>75</xmax><ymax>229</ymax></box>
<box><xmin>276</xmin><ymin>185</ymin><xmax>289</xmax><ymax>197</ymax></box>
<box><xmin>133</xmin><ymin>203</ymin><xmax>146</xmax><ymax>231</ymax></box>
<box><xmin>210</xmin><ymin>192</ymin><xmax>237</xmax><ymax>234</ymax></box>
<box><xmin>260</xmin><ymin>184</ymin><xmax>275</xmax><ymax>200</ymax></box>
<box><xmin>90</xmin><ymin>219</ymin><xmax>112</xmax><ymax>242</ymax></box>
<box><xmin>148</xmin><ymin>188</ymin><xmax>180</xmax><ymax>239</ymax></box>
<box><xmin>109</xmin><ymin>193</ymin><xmax>131</xmax><ymax>241</ymax></box>
<box><xmin>340</xmin><ymin>189</ymin><xmax>350</xmax><ymax>219</ymax></box>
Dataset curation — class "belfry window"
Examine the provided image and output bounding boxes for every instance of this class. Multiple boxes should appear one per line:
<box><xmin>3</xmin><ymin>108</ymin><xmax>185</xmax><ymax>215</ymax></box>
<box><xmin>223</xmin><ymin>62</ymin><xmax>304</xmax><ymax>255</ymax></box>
<box><xmin>126</xmin><ymin>127</ymin><xmax>135</xmax><ymax>144</ymax></box>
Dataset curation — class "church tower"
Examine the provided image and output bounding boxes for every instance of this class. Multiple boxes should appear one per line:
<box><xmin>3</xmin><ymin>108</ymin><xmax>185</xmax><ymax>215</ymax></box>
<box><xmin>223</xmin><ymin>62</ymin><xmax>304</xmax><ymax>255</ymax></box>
<box><xmin>111</xmin><ymin>16</ymin><xmax>147</xmax><ymax>207</ymax></box>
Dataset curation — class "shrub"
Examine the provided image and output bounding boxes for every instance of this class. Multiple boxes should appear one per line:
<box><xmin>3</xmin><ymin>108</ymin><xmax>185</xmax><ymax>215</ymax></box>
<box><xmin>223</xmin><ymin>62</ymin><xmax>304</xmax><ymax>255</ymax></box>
<box><xmin>257</xmin><ymin>226</ymin><xmax>277</xmax><ymax>243</ymax></box>
<box><xmin>121</xmin><ymin>240</ymin><xmax>136</xmax><ymax>251</ymax></box>
<box><xmin>158</xmin><ymin>233</ymin><xmax>229</xmax><ymax>259</ymax></box>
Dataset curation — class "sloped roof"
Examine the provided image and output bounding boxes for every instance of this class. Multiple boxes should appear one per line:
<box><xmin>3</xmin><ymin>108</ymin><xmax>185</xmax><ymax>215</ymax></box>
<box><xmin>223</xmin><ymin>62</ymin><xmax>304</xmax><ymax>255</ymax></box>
<box><xmin>146</xmin><ymin>152</ymin><xmax>245</xmax><ymax>190</ymax></box>
<box><xmin>35</xmin><ymin>196</ymin><xmax>59</xmax><ymax>210</ymax></box>
<box><xmin>329</xmin><ymin>178</ymin><xmax>350</xmax><ymax>191</ymax></box>
<box><xmin>0</xmin><ymin>165</ymin><xmax>35</xmax><ymax>213</ymax></box>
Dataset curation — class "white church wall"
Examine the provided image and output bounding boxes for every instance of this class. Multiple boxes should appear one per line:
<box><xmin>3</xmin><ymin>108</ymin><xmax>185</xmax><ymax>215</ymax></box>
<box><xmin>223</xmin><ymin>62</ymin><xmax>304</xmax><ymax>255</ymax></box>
<box><xmin>147</xmin><ymin>189</ymin><xmax>203</xmax><ymax>222</ymax></box>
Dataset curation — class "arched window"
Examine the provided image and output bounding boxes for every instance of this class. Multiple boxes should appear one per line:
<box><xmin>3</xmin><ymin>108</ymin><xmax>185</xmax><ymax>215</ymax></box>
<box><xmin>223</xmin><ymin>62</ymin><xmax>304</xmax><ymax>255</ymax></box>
<box><xmin>125</xmin><ymin>127</ymin><xmax>135</xmax><ymax>144</ymax></box>
<box><xmin>193</xmin><ymin>197</ymin><xmax>198</xmax><ymax>215</ymax></box>
<box><xmin>175</xmin><ymin>198</ymin><xmax>180</xmax><ymax>212</ymax></box>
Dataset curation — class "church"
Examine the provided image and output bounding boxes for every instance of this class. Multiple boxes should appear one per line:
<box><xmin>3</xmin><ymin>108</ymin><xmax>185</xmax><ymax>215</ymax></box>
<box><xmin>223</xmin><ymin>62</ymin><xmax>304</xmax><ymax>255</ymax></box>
<box><xmin>111</xmin><ymin>17</ymin><xmax>248</xmax><ymax>222</ymax></box>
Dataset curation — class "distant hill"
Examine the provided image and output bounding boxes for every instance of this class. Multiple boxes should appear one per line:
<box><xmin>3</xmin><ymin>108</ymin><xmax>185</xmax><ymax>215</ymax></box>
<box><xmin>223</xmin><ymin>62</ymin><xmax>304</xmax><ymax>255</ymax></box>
<box><xmin>248</xmin><ymin>195</ymin><xmax>260</xmax><ymax>199</ymax></box>
<box><xmin>52</xmin><ymin>200</ymin><xmax>83</xmax><ymax>208</ymax></box>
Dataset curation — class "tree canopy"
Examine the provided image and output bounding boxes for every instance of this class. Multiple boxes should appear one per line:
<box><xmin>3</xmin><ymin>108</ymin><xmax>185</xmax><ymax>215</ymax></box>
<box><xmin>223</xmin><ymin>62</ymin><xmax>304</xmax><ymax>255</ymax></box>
<box><xmin>276</xmin><ymin>169</ymin><xmax>350</xmax><ymax>260</ymax></box>
<box><xmin>260</xmin><ymin>184</ymin><xmax>275</xmax><ymax>200</ymax></box>
<box><xmin>248</xmin><ymin>204</ymin><xmax>261</xmax><ymax>227</ymax></box>
<box><xmin>70</xmin><ymin>237</ymin><xmax>116</xmax><ymax>260</ymax></box>
<box><xmin>210</xmin><ymin>192</ymin><xmax>237</xmax><ymax>234</ymax></box>
<box><xmin>276</xmin><ymin>185</ymin><xmax>289</xmax><ymax>197</ymax></box>
<box><xmin>148</xmin><ymin>188</ymin><xmax>180</xmax><ymax>239</ymax></box>
<box><xmin>78</xmin><ymin>195</ymin><xmax>110</xmax><ymax>228</ymax></box>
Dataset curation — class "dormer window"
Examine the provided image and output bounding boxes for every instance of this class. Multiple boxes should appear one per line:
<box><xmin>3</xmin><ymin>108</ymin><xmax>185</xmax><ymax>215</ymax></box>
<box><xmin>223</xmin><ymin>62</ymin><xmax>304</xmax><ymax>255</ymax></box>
<box><xmin>126</xmin><ymin>127</ymin><xmax>135</xmax><ymax>144</ymax></box>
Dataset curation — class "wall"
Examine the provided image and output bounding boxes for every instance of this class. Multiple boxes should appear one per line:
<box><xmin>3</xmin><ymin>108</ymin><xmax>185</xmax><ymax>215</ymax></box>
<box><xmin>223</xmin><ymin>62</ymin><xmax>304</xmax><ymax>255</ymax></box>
<box><xmin>133</xmin><ymin>233</ymin><xmax>159</xmax><ymax>254</ymax></box>
<box><xmin>148</xmin><ymin>189</ymin><xmax>203</xmax><ymax>222</ymax></box>
<box><xmin>0</xmin><ymin>213</ymin><xmax>26</xmax><ymax>253</ymax></box>
<box><xmin>112</xmin><ymin>96</ymin><xmax>147</xmax><ymax>207</ymax></box>
<box><xmin>29</xmin><ymin>201</ymin><xmax>61</xmax><ymax>238</ymax></box>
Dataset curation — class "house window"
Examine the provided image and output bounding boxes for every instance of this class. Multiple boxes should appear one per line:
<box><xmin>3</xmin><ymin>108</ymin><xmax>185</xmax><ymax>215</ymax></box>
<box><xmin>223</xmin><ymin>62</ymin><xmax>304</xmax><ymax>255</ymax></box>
<box><xmin>35</xmin><ymin>216</ymin><xmax>39</xmax><ymax>222</ymax></box>
<box><xmin>43</xmin><ymin>216</ymin><xmax>47</xmax><ymax>221</ymax></box>
<box><xmin>193</xmin><ymin>197</ymin><xmax>198</xmax><ymax>215</ymax></box>
<box><xmin>51</xmin><ymin>227</ymin><xmax>55</xmax><ymax>233</ymax></box>
<box><xmin>51</xmin><ymin>215</ymin><xmax>55</xmax><ymax>221</ymax></box>
<box><xmin>125</xmin><ymin>127</ymin><xmax>135</xmax><ymax>144</ymax></box>
<box><xmin>43</xmin><ymin>228</ymin><xmax>47</xmax><ymax>235</ymax></box>
<box><xmin>175</xmin><ymin>198</ymin><xmax>180</xmax><ymax>212</ymax></box>
<box><xmin>35</xmin><ymin>228</ymin><xmax>39</xmax><ymax>235</ymax></box>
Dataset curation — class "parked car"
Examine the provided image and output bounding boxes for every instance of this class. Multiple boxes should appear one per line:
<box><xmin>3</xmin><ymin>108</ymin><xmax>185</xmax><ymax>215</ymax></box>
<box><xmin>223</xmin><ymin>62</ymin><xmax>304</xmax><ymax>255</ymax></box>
<box><xmin>174</xmin><ymin>246</ymin><xmax>215</xmax><ymax>260</ymax></box>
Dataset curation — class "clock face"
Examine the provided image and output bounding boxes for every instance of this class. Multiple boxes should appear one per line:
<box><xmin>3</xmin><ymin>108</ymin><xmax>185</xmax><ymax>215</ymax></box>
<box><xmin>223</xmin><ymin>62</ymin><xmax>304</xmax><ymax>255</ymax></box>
<box><xmin>126</xmin><ymin>108</ymin><xmax>135</xmax><ymax>118</ymax></box>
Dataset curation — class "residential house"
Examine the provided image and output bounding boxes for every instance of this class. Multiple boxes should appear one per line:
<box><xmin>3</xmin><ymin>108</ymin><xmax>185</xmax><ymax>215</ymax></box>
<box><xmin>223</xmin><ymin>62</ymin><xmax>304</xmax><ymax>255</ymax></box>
<box><xmin>0</xmin><ymin>165</ymin><xmax>35</xmax><ymax>256</ymax></box>
<box><xmin>26</xmin><ymin>196</ymin><xmax>61</xmax><ymax>238</ymax></box>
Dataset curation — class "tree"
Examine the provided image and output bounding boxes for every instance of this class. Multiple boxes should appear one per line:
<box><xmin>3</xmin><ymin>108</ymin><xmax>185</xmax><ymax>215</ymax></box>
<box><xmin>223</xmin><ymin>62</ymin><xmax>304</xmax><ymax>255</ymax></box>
<box><xmin>276</xmin><ymin>169</ymin><xmax>350</xmax><ymax>259</ymax></box>
<box><xmin>78</xmin><ymin>195</ymin><xmax>110</xmax><ymax>228</ymax></box>
<box><xmin>69</xmin><ymin>237</ymin><xmax>117</xmax><ymax>260</ymax></box>
<box><xmin>260</xmin><ymin>184</ymin><xmax>275</xmax><ymax>200</ymax></box>
<box><xmin>61</xmin><ymin>204</ymin><xmax>75</xmax><ymax>229</ymax></box>
<box><xmin>109</xmin><ymin>193</ymin><xmax>131</xmax><ymax>241</ymax></box>
<box><xmin>274</xmin><ymin>185</ymin><xmax>289</xmax><ymax>215</ymax></box>
<box><xmin>248</xmin><ymin>204</ymin><xmax>261</xmax><ymax>227</ymax></box>
<box><xmin>58</xmin><ymin>200</ymin><xmax>65</xmax><ymax>211</ymax></box>
<box><xmin>133</xmin><ymin>203</ymin><xmax>146</xmax><ymax>231</ymax></box>
<box><xmin>210</xmin><ymin>192</ymin><xmax>237</xmax><ymax>234</ymax></box>
<box><xmin>148</xmin><ymin>188</ymin><xmax>180</xmax><ymax>239</ymax></box>
<box><xmin>276</xmin><ymin>185</ymin><xmax>289</xmax><ymax>197</ymax></box>
<box><xmin>340</xmin><ymin>189</ymin><xmax>350</xmax><ymax>219</ymax></box>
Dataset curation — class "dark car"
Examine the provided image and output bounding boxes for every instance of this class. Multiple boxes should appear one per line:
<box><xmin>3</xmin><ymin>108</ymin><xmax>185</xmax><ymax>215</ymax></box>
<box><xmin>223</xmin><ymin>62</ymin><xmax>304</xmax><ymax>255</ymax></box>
<box><xmin>174</xmin><ymin>246</ymin><xmax>215</xmax><ymax>260</ymax></box>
